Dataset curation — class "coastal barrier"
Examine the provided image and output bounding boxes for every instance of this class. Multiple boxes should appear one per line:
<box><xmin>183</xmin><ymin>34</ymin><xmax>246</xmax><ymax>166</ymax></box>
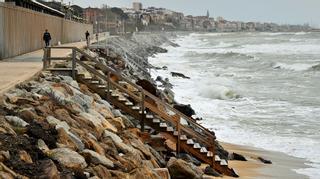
<box><xmin>0</xmin><ymin>3</ymin><xmax>93</xmax><ymax>59</ymax></box>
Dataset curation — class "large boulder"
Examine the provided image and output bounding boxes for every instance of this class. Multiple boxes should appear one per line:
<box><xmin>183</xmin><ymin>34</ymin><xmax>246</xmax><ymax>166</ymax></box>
<box><xmin>48</xmin><ymin>148</ymin><xmax>87</xmax><ymax>170</ymax></box>
<box><xmin>82</xmin><ymin>149</ymin><xmax>114</xmax><ymax>168</ymax></box>
<box><xmin>167</xmin><ymin>157</ymin><xmax>203</xmax><ymax>179</ymax></box>
<box><xmin>153</xmin><ymin>168</ymin><xmax>171</xmax><ymax>179</ymax></box>
<box><xmin>173</xmin><ymin>104</ymin><xmax>195</xmax><ymax>117</ymax></box>
<box><xmin>4</xmin><ymin>116</ymin><xmax>29</xmax><ymax>127</ymax></box>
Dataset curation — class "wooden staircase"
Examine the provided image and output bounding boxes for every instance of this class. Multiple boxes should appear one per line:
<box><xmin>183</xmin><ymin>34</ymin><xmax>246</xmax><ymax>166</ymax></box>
<box><xmin>43</xmin><ymin>47</ymin><xmax>239</xmax><ymax>177</ymax></box>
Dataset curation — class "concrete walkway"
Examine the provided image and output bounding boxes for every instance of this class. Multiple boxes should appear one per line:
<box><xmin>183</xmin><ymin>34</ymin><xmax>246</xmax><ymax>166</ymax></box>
<box><xmin>0</xmin><ymin>36</ymin><xmax>106</xmax><ymax>95</ymax></box>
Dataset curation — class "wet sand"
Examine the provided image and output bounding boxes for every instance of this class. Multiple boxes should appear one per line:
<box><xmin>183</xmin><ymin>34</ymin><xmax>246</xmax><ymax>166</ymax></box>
<box><xmin>221</xmin><ymin>142</ymin><xmax>308</xmax><ymax>179</ymax></box>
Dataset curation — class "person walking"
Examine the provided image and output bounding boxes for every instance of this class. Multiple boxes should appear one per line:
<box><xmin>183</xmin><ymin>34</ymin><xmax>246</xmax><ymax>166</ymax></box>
<box><xmin>43</xmin><ymin>29</ymin><xmax>51</xmax><ymax>47</ymax></box>
<box><xmin>85</xmin><ymin>30</ymin><xmax>90</xmax><ymax>47</ymax></box>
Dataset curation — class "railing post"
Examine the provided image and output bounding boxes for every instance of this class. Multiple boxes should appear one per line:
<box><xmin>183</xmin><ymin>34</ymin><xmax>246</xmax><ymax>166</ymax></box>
<box><xmin>176</xmin><ymin>117</ymin><xmax>181</xmax><ymax>158</ymax></box>
<box><xmin>48</xmin><ymin>48</ymin><xmax>51</xmax><ymax>67</ymax></box>
<box><xmin>140</xmin><ymin>92</ymin><xmax>145</xmax><ymax>132</ymax></box>
<box><xmin>211</xmin><ymin>140</ymin><xmax>215</xmax><ymax>167</ymax></box>
<box><xmin>72</xmin><ymin>48</ymin><xmax>76</xmax><ymax>80</ymax></box>
<box><xmin>43</xmin><ymin>48</ymin><xmax>48</xmax><ymax>70</ymax></box>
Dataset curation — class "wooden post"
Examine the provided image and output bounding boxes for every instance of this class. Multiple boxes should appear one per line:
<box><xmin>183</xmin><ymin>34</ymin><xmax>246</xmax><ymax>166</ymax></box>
<box><xmin>176</xmin><ymin>117</ymin><xmax>181</xmax><ymax>158</ymax></box>
<box><xmin>140</xmin><ymin>92</ymin><xmax>145</xmax><ymax>132</ymax></box>
<box><xmin>107</xmin><ymin>72</ymin><xmax>111</xmax><ymax>100</ymax></box>
<box><xmin>48</xmin><ymin>48</ymin><xmax>51</xmax><ymax>67</ymax></box>
<box><xmin>43</xmin><ymin>48</ymin><xmax>48</xmax><ymax>70</ymax></box>
<box><xmin>72</xmin><ymin>48</ymin><xmax>76</xmax><ymax>79</ymax></box>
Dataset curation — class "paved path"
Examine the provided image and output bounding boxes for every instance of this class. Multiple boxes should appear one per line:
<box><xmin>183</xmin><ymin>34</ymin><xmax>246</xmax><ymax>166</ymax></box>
<box><xmin>0</xmin><ymin>35</ymin><xmax>106</xmax><ymax>95</ymax></box>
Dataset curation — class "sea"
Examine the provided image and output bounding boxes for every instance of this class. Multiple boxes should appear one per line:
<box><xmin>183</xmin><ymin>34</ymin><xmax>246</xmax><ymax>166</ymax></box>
<box><xmin>148</xmin><ymin>32</ymin><xmax>320</xmax><ymax>178</ymax></box>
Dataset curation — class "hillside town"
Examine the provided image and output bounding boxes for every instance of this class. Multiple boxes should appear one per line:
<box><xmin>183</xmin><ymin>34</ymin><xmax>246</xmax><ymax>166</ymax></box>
<box><xmin>4</xmin><ymin>0</ymin><xmax>311</xmax><ymax>34</ymax></box>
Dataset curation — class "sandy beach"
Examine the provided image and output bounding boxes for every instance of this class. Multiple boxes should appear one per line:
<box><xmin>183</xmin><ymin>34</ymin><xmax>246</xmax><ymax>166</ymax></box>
<box><xmin>221</xmin><ymin>142</ymin><xmax>308</xmax><ymax>179</ymax></box>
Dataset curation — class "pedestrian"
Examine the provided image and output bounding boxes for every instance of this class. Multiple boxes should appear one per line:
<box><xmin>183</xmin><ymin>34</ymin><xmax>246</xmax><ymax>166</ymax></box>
<box><xmin>43</xmin><ymin>29</ymin><xmax>51</xmax><ymax>47</ymax></box>
<box><xmin>96</xmin><ymin>33</ymin><xmax>99</xmax><ymax>42</ymax></box>
<box><xmin>85</xmin><ymin>30</ymin><xmax>90</xmax><ymax>47</ymax></box>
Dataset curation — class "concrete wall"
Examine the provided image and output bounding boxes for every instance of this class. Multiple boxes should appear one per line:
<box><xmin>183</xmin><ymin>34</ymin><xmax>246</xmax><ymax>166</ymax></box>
<box><xmin>0</xmin><ymin>3</ymin><xmax>93</xmax><ymax>59</ymax></box>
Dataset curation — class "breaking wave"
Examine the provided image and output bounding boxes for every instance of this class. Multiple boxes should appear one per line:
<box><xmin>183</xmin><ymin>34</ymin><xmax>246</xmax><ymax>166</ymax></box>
<box><xmin>274</xmin><ymin>62</ymin><xmax>320</xmax><ymax>71</ymax></box>
<box><xmin>199</xmin><ymin>85</ymin><xmax>240</xmax><ymax>100</ymax></box>
<box><xmin>185</xmin><ymin>51</ymin><xmax>254</xmax><ymax>59</ymax></box>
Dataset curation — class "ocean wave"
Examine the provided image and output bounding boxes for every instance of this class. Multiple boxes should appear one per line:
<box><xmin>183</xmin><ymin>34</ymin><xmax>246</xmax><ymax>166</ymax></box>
<box><xmin>274</xmin><ymin>62</ymin><xmax>320</xmax><ymax>71</ymax></box>
<box><xmin>199</xmin><ymin>84</ymin><xmax>240</xmax><ymax>100</ymax></box>
<box><xmin>185</xmin><ymin>51</ymin><xmax>254</xmax><ymax>59</ymax></box>
<box><xmin>310</xmin><ymin>63</ymin><xmax>320</xmax><ymax>71</ymax></box>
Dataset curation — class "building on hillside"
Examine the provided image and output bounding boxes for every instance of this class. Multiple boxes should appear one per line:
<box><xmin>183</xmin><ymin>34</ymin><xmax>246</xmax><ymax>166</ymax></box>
<box><xmin>4</xmin><ymin>0</ymin><xmax>65</xmax><ymax>18</ymax></box>
<box><xmin>133</xmin><ymin>2</ymin><xmax>142</xmax><ymax>11</ymax></box>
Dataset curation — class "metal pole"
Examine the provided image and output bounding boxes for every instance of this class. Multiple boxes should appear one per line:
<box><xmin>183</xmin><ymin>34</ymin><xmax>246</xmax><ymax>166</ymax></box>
<box><xmin>177</xmin><ymin>117</ymin><xmax>181</xmax><ymax>158</ymax></box>
<box><xmin>43</xmin><ymin>48</ymin><xmax>48</xmax><ymax>70</ymax></box>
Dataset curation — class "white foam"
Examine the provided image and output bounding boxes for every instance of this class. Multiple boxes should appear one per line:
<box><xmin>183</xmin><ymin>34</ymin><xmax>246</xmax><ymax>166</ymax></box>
<box><xmin>149</xmin><ymin>32</ymin><xmax>320</xmax><ymax>179</ymax></box>
<box><xmin>274</xmin><ymin>62</ymin><xmax>316</xmax><ymax>71</ymax></box>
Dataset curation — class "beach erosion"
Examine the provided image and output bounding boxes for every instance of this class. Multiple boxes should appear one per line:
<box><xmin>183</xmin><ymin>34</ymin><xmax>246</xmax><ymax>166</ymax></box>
<box><xmin>0</xmin><ymin>32</ymin><xmax>315</xmax><ymax>178</ymax></box>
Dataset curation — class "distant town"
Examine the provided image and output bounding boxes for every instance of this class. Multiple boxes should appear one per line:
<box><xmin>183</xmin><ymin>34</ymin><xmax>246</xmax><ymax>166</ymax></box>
<box><xmin>3</xmin><ymin>0</ymin><xmax>316</xmax><ymax>34</ymax></box>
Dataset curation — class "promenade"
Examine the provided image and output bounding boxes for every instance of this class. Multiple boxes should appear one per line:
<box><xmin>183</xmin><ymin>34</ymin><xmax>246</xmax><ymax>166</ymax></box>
<box><xmin>0</xmin><ymin>36</ymin><xmax>106</xmax><ymax>95</ymax></box>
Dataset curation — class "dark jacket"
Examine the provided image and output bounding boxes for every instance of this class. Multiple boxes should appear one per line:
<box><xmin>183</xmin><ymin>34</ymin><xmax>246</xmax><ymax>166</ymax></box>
<box><xmin>85</xmin><ymin>32</ymin><xmax>90</xmax><ymax>40</ymax></box>
<box><xmin>43</xmin><ymin>32</ymin><xmax>51</xmax><ymax>42</ymax></box>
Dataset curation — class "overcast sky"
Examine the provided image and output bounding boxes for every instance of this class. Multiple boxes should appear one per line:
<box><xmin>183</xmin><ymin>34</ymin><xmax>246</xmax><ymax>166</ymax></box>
<box><xmin>72</xmin><ymin>0</ymin><xmax>320</xmax><ymax>27</ymax></box>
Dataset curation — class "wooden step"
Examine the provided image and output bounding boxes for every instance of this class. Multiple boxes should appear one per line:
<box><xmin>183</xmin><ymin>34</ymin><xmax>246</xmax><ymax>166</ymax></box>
<box><xmin>146</xmin><ymin>114</ymin><xmax>154</xmax><ymax>119</ymax></box>
<box><xmin>200</xmin><ymin>147</ymin><xmax>208</xmax><ymax>153</ymax></box>
<box><xmin>207</xmin><ymin>151</ymin><xmax>214</xmax><ymax>157</ymax></box>
<box><xmin>167</xmin><ymin>127</ymin><xmax>174</xmax><ymax>132</ymax></box>
<box><xmin>132</xmin><ymin>106</ymin><xmax>140</xmax><ymax>110</ymax></box>
<box><xmin>118</xmin><ymin>81</ymin><xmax>128</xmax><ymax>85</ymax></box>
<box><xmin>97</xmin><ymin>85</ymin><xmax>107</xmax><ymax>89</ymax></box>
<box><xmin>215</xmin><ymin>155</ymin><xmax>221</xmax><ymax>162</ymax></box>
<box><xmin>152</xmin><ymin>118</ymin><xmax>160</xmax><ymax>123</ymax></box>
<box><xmin>89</xmin><ymin>80</ymin><xmax>100</xmax><ymax>84</ymax></box>
<box><xmin>118</xmin><ymin>97</ymin><xmax>127</xmax><ymax>102</ymax></box>
<box><xmin>139</xmin><ymin>110</ymin><xmax>147</xmax><ymax>114</ymax></box>
<box><xmin>111</xmin><ymin>93</ymin><xmax>120</xmax><ymax>97</ymax></box>
<box><xmin>105</xmin><ymin>89</ymin><xmax>113</xmax><ymax>93</ymax></box>
<box><xmin>193</xmin><ymin>143</ymin><xmax>201</xmax><ymax>149</ymax></box>
<box><xmin>125</xmin><ymin>102</ymin><xmax>133</xmax><ymax>106</ymax></box>
<box><xmin>220</xmin><ymin>159</ymin><xmax>228</xmax><ymax>166</ymax></box>
<box><xmin>187</xmin><ymin>139</ymin><xmax>194</xmax><ymax>145</ymax></box>
<box><xmin>180</xmin><ymin>135</ymin><xmax>187</xmax><ymax>140</ymax></box>
<box><xmin>173</xmin><ymin>131</ymin><xmax>179</xmax><ymax>136</ymax></box>
<box><xmin>160</xmin><ymin>123</ymin><xmax>167</xmax><ymax>128</ymax></box>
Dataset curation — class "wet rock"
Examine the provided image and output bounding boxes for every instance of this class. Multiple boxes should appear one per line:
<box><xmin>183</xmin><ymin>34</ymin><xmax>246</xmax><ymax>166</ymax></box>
<box><xmin>89</xmin><ymin>165</ymin><xmax>112</xmax><ymax>179</ymax></box>
<box><xmin>170</xmin><ymin>72</ymin><xmax>190</xmax><ymax>79</ymax></box>
<box><xmin>153</xmin><ymin>168</ymin><xmax>170</xmax><ymax>179</ymax></box>
<box><xmin>27</xmin><ymin>121</ymin><xmax>57</xmax><ymax>149</ymax></box>
<box><xmin>146</xmin><ymin>145</ymin><xmax>166</xmax><ymax>167</ymax></box>
<box><xmin>0</xmin><ymin>117</ymin><xmax>16</xmax><ymax>135</ymax></box>
<box><xmin>112</xmin><ymin>109</ymin><xmax>122</xmax><ymax>118</ymax></box>
<box><xmin>173</xmin><ymin>104</ymin><xmax>195</xmax><ymax>117</ymax></box>
<box><xmin>80</xmin><ymin>111</ymin><xmax>117</xmax><ymax>133</ymax></box>
<box><xmin>167</xmin><ymin>157</ymin><xmax>203</xmax><ymax>179</ymax></box>
<box><xmin>56</xmin><ymin>128</ymin><xmax>78</xmax><ymax>151</ymax></box>
<box><xmin>18</xmin><ymin>150</ymin><xmax>33</xmax><ymax>164</ymax></box>
<box><xmin>103</xmin><ymin>130</ymin><xmax>135</xmax><ymax>154</ymax></box>
<box><xmin>0</xmin><ymin>151</ymin><xmax>10</xmax><ymax>162</ymax></box>
<box><xmin>100</xmin><ymin>137</ymin><xmax>118</xmax><ymax>157</ymax></box>
<box><xmin>5</xmin><ymin>116</ymin><xmax>29</xmax><ymax>127</ymax></box>
<box><xmin>215</xmin><ymin>141</ymin><xmax>229</xmax><ymax>160</ymax></box>
<box><xmin>0</xmin><ymin>171</ymin><xmax>14</xmax><ymax>179</ymax></box>
<box><xmin>46</xmin><ymin>116</ymin><xmax>70</xmax><ymax>131</ymax></box>
<box><xmin>37</xmin><ymin>160</ymin><xmax>60</xmax><ymax>179</ymax></box>
<box><xmin>229</xmin><ymin>152</ymin><xmax>247</xmax><ymax>161</ymax></box>
<box><xmin>82</xmin><ymin>149</ymin><xmax>114</xmax><ymax>168</ymax></box>
<box><xmin>37</xmin><ymin>139</ymin><xmax>50</xmax><ymax>153</ymax></box>
<box><xmin>19</xmin><ymin>109</ymin><xmax>42</xmax><ymax>123</ymax></box>
<box><xmin>110</xmin><ymin>117</ymin><xmax>126</xmax><ymax>131</ymax></box>
<box><xmin>82</xmin><ymin>136</ymin><xmax>105</xmax><ymax>155</ymax></box>
<box><xmin>129</xmin><ymin>165</ymin><xmax>161</xmax><ymax>179</ymax></box>
<box><xmin>204</xmin><ymin>166</ymin><xmax>221</xmax><ymax>177</ymax></box>
<box><xmin>48</xmin><ymin>148</ymin><xmax>87</xmax><ymax>170</ymax></box>
<box><xmin>179</xmin><ymin>153</ymin><xmax>201</xmax><ymax>166</ymax></box>
<box><xmin>258</xmin><ymin>157</ymin><xmax>272</xmax><ymax>164</ymax></box>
